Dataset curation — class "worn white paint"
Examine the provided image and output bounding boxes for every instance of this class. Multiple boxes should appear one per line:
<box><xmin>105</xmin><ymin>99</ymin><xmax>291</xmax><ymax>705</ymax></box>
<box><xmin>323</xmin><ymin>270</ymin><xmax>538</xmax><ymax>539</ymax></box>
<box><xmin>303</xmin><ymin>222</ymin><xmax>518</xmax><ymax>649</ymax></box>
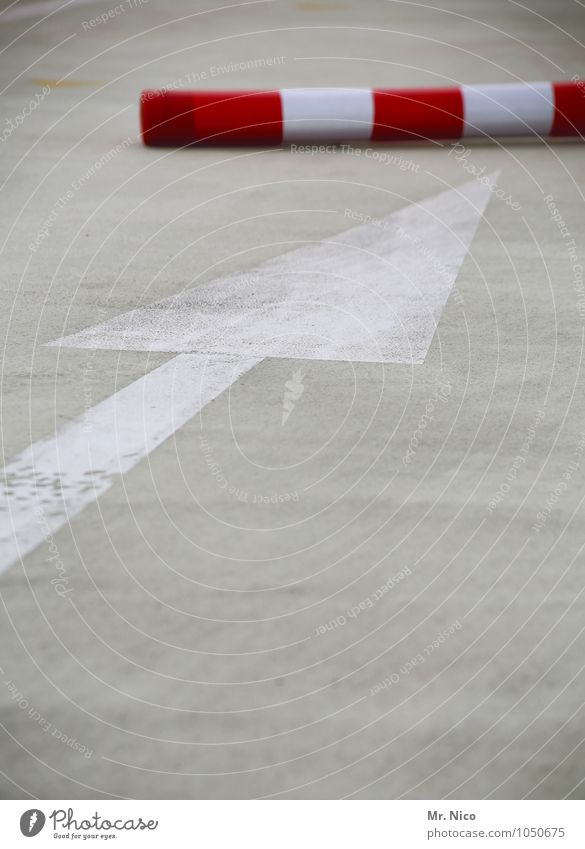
<box><xmin>0</xmin><ymin>354</ymin><xmax>259</xmax><ymax>573</ymax></box>
<box><xmin>53</xmin><ymin>176</ymin><xmax>495</xmax><ymax>364</ymax></box>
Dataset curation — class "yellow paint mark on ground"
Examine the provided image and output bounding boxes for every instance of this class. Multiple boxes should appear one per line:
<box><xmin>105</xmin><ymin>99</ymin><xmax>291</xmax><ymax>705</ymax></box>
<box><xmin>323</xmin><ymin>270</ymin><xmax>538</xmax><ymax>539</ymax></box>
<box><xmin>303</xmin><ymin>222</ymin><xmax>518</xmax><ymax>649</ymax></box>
<box><xmin>31</xmin><ymin>78</ymin><xmax>103</xmax><ymax>88</ymax></box>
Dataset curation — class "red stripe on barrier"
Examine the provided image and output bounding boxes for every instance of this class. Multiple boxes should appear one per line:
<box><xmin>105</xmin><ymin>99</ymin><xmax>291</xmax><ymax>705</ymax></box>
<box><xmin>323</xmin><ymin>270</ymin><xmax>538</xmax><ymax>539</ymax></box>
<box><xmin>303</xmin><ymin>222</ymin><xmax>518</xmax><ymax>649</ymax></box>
<box><xmin>371</xmin><ymin>87</ymin><xmax>464</xmax><ymax>141</ymax></box>
<box><xmin>550</xmin><ymin>82</ymin><xmax>585</xmax><ymax>137</ymax></box>
<box><xmin>191</xmin><ymin>91</ymin><xmax>282</xmax><ymax>144</ymax></box>
<box><xmin>141</xmin><ymin>89</ymin><xmax>283</xmax><ymax>146</ymax></box>
<box><xmin>140</xmin><ymin>90</ymin><xmax>197</xmax><ymax>147</ymax></box>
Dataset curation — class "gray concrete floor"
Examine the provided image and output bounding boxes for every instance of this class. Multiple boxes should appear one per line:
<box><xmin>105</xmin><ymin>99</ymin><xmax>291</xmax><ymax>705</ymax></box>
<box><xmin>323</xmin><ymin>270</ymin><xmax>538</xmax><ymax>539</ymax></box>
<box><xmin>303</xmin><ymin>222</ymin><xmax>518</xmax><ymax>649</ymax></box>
<box><xmin>1</xmin><ymin>0</ymin><xmax>585</xmax><ymax>799</ymax></box>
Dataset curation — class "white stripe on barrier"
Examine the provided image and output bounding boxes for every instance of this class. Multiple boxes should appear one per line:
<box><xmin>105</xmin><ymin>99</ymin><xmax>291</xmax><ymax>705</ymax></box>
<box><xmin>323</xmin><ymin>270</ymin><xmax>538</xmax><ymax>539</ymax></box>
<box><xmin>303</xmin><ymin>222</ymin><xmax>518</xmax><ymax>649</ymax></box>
<box><xmin>281</xmin><ymin>87</ymin><xmax>374</xmax><ymax>141</ymax></box>
<box><xmin>462</xmin><ymin>82</ymin><xmax>554</xmax><ymax>137</ymax></box>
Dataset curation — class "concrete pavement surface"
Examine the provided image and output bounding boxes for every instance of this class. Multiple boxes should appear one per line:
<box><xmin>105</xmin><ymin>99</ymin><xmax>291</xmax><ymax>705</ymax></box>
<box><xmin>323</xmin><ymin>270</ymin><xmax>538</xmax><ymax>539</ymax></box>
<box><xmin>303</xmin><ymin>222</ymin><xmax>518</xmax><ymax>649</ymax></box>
<box><xmin>1</xmin><ymin>0</ymin><xmax>585</xmax><ymax>799</ymax></box>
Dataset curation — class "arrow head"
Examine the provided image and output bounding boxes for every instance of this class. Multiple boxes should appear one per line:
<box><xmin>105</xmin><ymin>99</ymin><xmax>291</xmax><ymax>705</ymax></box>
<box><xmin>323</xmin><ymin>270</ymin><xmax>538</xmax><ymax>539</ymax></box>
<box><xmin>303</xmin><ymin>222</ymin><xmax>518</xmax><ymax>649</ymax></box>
<box><xmin>51</xmin><ymin>176</ymin><xmax>496</xmax><ymax>364</ymax></box>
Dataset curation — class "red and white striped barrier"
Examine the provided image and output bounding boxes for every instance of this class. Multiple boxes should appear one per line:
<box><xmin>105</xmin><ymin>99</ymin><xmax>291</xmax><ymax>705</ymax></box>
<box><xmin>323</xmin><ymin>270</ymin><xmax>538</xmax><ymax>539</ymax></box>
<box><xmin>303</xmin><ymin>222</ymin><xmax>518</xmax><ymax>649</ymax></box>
<box><xmin>140</xmin><ymin>82</ymin><xmax>585</xmax><ymax>146</ymax></box>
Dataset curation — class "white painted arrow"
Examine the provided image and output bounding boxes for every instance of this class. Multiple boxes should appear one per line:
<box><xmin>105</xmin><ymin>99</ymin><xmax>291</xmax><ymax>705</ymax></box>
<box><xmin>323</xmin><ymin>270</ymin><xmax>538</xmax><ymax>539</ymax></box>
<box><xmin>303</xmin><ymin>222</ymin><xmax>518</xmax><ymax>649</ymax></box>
<box><xmin>0</xmin><ymin>176</ymin><xmax>494</xmax><ymax>574</ymax></box>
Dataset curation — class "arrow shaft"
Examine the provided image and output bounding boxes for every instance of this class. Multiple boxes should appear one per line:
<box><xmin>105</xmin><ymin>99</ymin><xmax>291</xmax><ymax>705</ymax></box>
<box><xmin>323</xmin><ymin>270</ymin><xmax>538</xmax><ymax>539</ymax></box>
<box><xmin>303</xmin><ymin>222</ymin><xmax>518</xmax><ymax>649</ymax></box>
<box><xmin>0</xmin><ymin>354</ymin><xmax>261</xmax><ymax>574</ymax></box>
